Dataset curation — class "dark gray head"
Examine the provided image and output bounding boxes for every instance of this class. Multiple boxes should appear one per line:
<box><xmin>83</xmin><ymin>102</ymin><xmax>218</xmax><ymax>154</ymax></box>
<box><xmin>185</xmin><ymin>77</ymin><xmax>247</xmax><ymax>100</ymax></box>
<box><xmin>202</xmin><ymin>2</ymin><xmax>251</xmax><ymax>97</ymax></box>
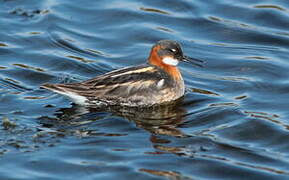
<box><xmin>150</xmin><ymin>40</ymin><xmax>203</xmax><ymax>67</ymax></box>
<box><xmin>155</xmin><ymin>40</ymin><xmax>184</xmax><ymax>63</ymax></box>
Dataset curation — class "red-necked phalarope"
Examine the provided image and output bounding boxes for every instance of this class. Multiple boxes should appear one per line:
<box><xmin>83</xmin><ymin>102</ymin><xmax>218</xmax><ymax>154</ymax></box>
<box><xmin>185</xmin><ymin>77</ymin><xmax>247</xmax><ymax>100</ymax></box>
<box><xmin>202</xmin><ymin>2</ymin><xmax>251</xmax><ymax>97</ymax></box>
<box><xmin>41</xmin><ymin>40</ymin><xmax>203</xmax><ymax>107</ymax></box>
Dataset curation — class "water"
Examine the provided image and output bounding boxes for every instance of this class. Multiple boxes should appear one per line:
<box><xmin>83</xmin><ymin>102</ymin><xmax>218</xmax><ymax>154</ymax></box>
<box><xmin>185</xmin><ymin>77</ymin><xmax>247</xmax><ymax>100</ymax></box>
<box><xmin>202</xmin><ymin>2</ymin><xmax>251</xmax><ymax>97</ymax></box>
<box><xmin>1</xmin><ymin>0</ymin><xmax>289</xmax><ymax>179</ymax></box>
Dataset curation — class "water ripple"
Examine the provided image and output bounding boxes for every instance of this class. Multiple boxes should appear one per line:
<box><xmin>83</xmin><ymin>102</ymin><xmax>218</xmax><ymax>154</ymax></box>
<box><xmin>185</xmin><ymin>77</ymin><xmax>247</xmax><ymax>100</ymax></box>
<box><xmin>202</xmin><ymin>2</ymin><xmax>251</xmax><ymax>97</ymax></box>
<box><xmin>1</xmin><ymin>0</ymin><xmax>289</xmax><ymax>179</ymax></box>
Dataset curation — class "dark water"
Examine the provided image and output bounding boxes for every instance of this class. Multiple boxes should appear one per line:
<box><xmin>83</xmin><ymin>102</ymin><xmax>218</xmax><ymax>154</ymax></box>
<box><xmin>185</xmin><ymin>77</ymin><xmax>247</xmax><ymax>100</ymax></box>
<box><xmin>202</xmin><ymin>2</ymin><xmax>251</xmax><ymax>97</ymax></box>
<box><xmin>1</xmin><ymin>0</ymin><xmax>289</xmax><ymax>179</ymax></box>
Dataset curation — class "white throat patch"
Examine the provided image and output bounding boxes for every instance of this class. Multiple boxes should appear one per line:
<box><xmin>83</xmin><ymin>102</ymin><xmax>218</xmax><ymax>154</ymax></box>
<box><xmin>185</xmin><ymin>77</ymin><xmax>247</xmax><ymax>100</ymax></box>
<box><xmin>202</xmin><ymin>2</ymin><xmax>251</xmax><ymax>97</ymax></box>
<box><xmin>162</xmin><ymin>57</ymin><xmax>179</xmax><ymax>66</ymax></box>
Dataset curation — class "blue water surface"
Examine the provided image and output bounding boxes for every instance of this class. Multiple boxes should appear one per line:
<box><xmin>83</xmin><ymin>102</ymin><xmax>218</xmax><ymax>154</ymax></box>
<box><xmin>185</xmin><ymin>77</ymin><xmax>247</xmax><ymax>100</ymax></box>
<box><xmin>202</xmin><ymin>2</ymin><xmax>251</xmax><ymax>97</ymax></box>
<box><xmin>1</xmin><ymin>0</ymin><xmax>289</xmax><ymax>179</ymax></box>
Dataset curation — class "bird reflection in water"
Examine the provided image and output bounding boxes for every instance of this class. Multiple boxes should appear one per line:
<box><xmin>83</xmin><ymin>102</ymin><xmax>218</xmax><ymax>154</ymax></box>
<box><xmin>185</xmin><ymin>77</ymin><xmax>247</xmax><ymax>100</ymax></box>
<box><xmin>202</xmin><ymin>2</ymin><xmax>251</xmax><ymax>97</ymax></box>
<box><xmin>42</xmin><ymin>98</ymin><xmax>188</xmax><ymax>138</ymax></box>
<box><xmin>112</xmin><ymin>99</ymin><xmax>188</xmax><ymax>138</ymax></box>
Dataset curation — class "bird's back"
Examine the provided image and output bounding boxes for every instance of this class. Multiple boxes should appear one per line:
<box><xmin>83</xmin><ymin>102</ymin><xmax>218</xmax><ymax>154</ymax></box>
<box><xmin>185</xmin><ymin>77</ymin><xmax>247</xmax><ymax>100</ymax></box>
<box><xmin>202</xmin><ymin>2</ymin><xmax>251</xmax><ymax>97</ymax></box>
<box><xmin>41</xmin><ymin>64</ymin><xmax>185</xmax><ymax>107</ymax></box>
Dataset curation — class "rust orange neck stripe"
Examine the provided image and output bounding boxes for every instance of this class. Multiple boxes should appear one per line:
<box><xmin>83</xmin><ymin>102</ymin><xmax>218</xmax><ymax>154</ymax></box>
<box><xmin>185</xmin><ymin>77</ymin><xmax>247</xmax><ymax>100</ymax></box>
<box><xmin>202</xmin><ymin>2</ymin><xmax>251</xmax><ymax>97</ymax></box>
<box><xmin>148</xmin><ymin>45</ymin><xmax>182</xmax><ymax>80</ymax></box>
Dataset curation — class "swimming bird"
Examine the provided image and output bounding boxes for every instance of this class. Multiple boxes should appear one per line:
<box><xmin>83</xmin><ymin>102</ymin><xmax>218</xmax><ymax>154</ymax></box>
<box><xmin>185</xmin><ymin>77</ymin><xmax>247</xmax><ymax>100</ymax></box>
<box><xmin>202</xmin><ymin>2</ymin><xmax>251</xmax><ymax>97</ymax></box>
<box><xmin>41</xmin><ymin>40</ymin><xmax>203</xmax><ymax>107</ymax></box>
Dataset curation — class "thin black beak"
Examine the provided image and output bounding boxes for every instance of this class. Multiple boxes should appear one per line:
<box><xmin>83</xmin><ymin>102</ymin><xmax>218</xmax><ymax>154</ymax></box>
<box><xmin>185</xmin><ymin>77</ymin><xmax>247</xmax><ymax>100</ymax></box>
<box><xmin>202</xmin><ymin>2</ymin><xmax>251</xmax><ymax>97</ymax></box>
<box><xmin>183</xmin><ymin>55</ymin><xmax>204</xmax><ymax>67</ymax></box>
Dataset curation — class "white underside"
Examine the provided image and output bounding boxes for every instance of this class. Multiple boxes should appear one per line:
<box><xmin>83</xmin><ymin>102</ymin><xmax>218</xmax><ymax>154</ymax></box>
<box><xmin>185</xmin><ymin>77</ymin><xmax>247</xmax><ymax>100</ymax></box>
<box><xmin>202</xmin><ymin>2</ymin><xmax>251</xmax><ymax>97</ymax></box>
<box><xmin>157</xmin><ymin>79</ymin><xmax>164</xmax><ymax>89</ymax></box>
<box><xmin>162</xmin><ymin>57</ymin><xmax>179</xmax><ymax>66</ymax></box>
<box><xmin>51</xmin><ymin>89</ymin><xmax>88</xmax><ymax>105</ymax></box>
<box><xmin>50</xmin><ymin>89</ymin><xmax>109</xmax><ymax>106</ymax></box>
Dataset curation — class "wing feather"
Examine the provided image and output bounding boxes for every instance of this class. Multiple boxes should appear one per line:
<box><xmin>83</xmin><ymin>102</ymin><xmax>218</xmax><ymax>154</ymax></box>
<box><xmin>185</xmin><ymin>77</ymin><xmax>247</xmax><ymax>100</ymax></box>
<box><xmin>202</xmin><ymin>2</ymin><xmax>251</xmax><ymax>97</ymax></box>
<box><xmin>43</xmin><ymin>64</ymin><xmax>172</xmax><ymax>101</ymax></box>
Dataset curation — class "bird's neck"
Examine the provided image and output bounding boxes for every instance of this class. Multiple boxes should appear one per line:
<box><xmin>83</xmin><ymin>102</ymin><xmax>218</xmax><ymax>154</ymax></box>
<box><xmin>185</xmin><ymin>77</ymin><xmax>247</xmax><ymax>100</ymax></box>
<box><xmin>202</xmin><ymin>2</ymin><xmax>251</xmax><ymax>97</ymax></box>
<box><xmin>148</xmin><ymin>48</ymin><xmax>182</xmax><ymax>80</ymax></box>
